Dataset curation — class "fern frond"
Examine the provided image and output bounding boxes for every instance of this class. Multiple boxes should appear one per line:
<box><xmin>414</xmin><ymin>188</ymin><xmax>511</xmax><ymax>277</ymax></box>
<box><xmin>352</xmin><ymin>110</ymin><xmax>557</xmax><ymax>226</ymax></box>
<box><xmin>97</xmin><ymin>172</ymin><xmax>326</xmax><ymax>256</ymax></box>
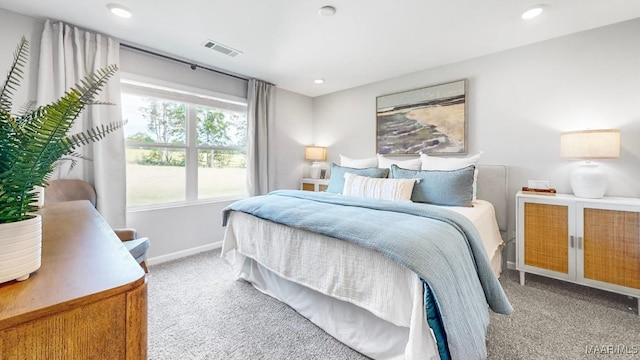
<box><xmin>14</xmin><ymin>100</ymin><xmax>36</xmax><ymax>117</ymax></box>
<box><xmin>84</xmin><ymin>101</ymin><xmax>116</xmax><ymax>106</ymax></box>
<box><xmin>29</xmin><ymin>65</ymin><xmax>119</xmax><ymax>151</ymax></box>
<box><xmin>0</xmin><ymin>37</ymin><xmax>28</xmax><ymax>113</ymax></box>
<box><xmin>0</xmin><ymin>37</ymin><xmax>119</xmax><ymax>223</ymax></box>
<box><xmin>54</xmin><ymin>157</ymin><xmax>77</xmax><ymax>174</ymax></box>
<box><xmin>1</xmin><ymin>68</ymin><xmax>117</xmax><ymax>223</ymax></box>
<box><xmin>74</xmin><ymin>65</ymin><xmax>119</xmax><ymax>104</ymax></box>
<box><xmin>0</xmin><ymin>110</ymin><xmax>21</xmax><ymax>174</ymax></box>
<box><xmin>67</xmin><ymin>120</ymin><xmax>125</xmax><ymax>148</ymax></box>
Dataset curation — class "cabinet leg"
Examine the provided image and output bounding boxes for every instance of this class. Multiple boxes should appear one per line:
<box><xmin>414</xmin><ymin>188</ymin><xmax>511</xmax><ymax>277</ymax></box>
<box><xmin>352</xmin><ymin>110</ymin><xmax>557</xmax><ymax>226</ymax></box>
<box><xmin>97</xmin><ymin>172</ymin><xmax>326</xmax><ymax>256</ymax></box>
<box><xmin>637</xmin><ymin>298</ymin><xmax>639</xmax><ymax>317</ymax></box>
<box><xmin>519</xmin><ymin>271</ymin><xmax>525</xmax><ymax>286</ymax></box>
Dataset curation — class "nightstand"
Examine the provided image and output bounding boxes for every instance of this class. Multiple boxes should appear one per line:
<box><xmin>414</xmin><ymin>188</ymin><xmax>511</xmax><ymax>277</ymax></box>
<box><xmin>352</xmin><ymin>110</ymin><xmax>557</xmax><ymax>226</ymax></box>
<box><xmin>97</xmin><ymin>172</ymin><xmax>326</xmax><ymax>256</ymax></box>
<box><xmin>516</xmin><ymin>191</ymin><xmax>640</xmax><ymax>315</ymax></box>
<box><xmin>300</xmin><ymin>178</ymin><xmax>329</xmax><ymax>192</ymax></box>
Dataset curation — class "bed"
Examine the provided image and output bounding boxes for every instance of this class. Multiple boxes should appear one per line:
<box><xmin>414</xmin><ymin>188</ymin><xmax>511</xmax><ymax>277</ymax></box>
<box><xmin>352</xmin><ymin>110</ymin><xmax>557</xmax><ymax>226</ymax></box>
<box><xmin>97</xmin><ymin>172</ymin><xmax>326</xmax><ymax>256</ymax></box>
<box><xmin>221</xmin><ymin>164</ymin><xmax>512</xmax><ymax>360</ymax></box>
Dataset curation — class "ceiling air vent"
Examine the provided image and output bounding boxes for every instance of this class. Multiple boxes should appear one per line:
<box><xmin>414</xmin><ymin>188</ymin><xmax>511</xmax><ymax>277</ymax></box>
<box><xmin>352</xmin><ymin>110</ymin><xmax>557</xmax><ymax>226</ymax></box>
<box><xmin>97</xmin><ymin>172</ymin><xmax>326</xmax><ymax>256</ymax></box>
<box><xmin>202</xmin><ymin>40</ymin><xmax>242</xmax><ymax>57</ymax></box>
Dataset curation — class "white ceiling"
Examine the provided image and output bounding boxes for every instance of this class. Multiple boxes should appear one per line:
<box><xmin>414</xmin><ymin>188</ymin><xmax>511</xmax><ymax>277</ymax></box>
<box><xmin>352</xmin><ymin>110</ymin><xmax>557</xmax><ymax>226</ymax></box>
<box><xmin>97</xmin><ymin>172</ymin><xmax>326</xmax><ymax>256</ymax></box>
<box><xmin>1</xmin><ymin>0</ymin><xmax>640</xmax><ymax>97</ymax></box>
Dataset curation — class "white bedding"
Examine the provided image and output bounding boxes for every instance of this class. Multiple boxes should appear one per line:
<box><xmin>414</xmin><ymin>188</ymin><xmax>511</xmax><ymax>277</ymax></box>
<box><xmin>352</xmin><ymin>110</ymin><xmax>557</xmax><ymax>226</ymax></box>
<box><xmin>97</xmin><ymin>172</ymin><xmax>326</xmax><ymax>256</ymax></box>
<box><xmin>442</xmin><ymin>200</ymin><xmax>504</xmax><ymax>276</ymax></box>
<box><xmin>221</xmin><ymin>199</ymin><xmax>504</xmax><ymax>359</ymax></box>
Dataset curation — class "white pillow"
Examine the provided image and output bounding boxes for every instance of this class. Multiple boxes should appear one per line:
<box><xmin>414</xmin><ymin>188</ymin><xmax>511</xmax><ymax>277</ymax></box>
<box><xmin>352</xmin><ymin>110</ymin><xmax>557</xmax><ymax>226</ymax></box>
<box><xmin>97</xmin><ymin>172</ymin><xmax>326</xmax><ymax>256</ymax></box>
<box><xmin>343</xmin><ymin>172</ymin><xmax>416</xmax><ymax>202</ymax></box>
<box><xmin>340</xmin><ymin>154</ymin><xmax>378</xmax><ymax>168</ymax></box>
<box><xmin>420</xmin><ymin>152</ymin><xmax>482</xmax><ymax>170</ymax></box>
<box><xmin>420</xmin><ymin>152</ymin><xmax>482</xmax><ymax>199</ymax></box>
<box><xmin>378</xmin><ymin>155</ymin><xmax>422</xmax><ymax>170</ymax></box>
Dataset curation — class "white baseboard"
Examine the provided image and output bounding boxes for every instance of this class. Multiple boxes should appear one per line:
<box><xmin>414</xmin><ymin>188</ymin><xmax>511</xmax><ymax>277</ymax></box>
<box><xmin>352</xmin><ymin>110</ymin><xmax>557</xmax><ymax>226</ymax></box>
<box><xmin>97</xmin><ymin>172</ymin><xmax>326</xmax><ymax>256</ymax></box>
<box><xmin>147</xmin><ymin>242</ymin><xmax>222</xmax><ymax>266</ymax></box>
<box><xmin>149</xmin><ymin>244</ymin><xmax>519</xmax><ymax>269</ymax></box>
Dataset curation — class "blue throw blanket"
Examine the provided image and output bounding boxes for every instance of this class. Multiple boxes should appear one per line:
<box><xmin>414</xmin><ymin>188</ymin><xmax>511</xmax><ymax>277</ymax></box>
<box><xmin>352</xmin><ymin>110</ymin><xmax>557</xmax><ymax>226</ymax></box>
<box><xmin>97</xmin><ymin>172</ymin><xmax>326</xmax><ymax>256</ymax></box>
<box><xmin>222</xmin><ymin>190</ymin><xmax>512</xmax><ymax>359</ymax></box>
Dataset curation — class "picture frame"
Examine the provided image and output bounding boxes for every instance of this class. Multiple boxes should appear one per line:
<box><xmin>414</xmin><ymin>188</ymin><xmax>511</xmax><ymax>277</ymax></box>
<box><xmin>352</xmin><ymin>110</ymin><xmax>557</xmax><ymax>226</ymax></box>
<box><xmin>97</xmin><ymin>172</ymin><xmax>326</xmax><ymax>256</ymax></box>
<box><xmin>376</xmin><ymin>79</ymin><xmax>467</xmax><ymax>155</ymax></box>
<box><xmin>319</xmin><ymin>169</ymin><xmax>327</xmax><ymax>179</ymax></box>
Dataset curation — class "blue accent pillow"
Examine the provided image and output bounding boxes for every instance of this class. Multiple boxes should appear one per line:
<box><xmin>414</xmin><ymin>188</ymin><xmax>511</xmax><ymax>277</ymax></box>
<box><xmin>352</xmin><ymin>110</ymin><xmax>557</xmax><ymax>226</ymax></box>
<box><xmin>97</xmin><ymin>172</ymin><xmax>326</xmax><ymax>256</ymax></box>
<box><xmin>326</xmin><ymin>163</ymin><xmax>389</xmax><ymax>194</ymax></box>
<box><xmin>390</xmin><ymin>164</ymin><xmax>475</xmax><ymax>206</ymax></box>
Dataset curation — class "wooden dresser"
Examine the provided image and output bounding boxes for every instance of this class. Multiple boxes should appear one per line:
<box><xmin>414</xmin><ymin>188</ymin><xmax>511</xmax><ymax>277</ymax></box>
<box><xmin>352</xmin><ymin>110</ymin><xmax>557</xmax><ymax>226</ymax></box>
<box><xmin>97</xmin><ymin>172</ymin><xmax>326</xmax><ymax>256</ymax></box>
<box><xmin>0</xmin><ymin>201</ymin><xmax>147</xmax><ymax>359</ymax></box>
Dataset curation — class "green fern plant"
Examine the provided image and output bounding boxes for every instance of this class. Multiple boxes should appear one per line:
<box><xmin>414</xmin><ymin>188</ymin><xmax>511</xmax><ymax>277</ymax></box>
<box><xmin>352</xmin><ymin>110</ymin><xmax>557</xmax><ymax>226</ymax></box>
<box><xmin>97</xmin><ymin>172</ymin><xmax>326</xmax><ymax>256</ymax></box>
<box><xmin>0</xmin><ymin>37</ymin><xmax>122</xmax><ymax>224</ymax></box>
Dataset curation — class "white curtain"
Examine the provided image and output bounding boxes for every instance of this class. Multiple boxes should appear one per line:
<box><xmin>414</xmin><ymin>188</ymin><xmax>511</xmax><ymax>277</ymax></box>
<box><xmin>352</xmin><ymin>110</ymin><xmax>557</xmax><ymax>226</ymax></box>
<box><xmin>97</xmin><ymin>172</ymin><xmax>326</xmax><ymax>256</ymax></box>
<box><xmin>246</xmin><ymin>79</ymin><xmax>275</xmax><ymax>196</ymax></box>
<box><xmin>37</xmin><ymin>20</ymin><xmax>126</xmax><ymax>228</ymax></box>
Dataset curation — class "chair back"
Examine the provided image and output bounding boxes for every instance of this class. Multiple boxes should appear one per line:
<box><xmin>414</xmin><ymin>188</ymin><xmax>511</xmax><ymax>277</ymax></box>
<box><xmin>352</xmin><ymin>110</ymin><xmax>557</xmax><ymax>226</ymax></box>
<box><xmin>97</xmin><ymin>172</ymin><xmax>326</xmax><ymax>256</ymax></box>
<box><xmin>45</xmin><ymin>179</ymin><xmax>97</xmax><ymax>207</ymax></box>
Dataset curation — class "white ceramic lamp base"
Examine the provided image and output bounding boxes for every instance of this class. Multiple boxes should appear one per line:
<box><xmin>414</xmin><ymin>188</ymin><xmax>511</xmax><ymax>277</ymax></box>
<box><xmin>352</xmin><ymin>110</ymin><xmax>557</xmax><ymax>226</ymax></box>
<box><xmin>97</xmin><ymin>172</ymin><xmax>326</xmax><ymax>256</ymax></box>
<box><xmin>570</xmin><ymin>162</ymin><xmax>607</xmax><ymax>199</ymax></box>
<box><xmin>309</xmin><ymin>162</ymin><xmax>322</xmax><ymax>179</ymax></box>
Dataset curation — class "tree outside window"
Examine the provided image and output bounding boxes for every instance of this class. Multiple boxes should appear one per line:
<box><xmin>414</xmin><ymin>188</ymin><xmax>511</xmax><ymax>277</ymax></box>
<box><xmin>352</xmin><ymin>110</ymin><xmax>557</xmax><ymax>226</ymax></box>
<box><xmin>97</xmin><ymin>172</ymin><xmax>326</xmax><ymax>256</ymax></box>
<box><xmin>122</xmin><ymin>87</ymin><xmax>247</xmax><ymax>207</ymax></box>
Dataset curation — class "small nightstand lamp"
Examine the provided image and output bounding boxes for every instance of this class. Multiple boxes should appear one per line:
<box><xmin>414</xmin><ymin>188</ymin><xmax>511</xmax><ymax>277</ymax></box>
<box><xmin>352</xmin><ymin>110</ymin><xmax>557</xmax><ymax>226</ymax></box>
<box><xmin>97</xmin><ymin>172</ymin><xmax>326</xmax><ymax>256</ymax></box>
<box><xmin>305</xmin><ymin>146</ymin><xmax>327</xmax><ymax>179</ymax></box>
<box><xmin>561</xmin><ymin>129</ymin><xmax>620</xmax><ymax>198</ymax></box>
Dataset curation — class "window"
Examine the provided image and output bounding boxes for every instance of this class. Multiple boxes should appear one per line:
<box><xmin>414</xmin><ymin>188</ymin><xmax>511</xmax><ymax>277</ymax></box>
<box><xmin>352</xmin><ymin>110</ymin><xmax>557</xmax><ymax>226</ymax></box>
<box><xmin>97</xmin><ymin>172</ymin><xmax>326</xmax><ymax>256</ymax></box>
<box><xmin>121</xmin><ymin>79</ymin><xmax>247</xmax><ymax>207</ymax></box>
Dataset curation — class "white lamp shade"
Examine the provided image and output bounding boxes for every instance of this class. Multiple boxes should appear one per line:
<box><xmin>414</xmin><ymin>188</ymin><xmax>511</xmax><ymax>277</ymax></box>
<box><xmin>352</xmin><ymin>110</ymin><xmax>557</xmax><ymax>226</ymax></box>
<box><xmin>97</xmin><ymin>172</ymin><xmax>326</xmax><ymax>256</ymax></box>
<box><xmin>560</xmin><ymin>129</ymin><xmax>620</xmax><ymax>159</ymax></box>
<box><xmin>305</xmin><ymin>146</ymin><xmax>327</xmax><ymax>161</ymax></box>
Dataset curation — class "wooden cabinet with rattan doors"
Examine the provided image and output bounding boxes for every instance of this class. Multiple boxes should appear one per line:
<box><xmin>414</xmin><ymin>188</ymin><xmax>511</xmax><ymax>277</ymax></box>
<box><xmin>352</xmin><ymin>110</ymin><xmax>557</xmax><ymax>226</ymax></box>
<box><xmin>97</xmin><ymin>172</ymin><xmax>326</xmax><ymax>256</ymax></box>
<box><xmin>516</xmin><ymin>191</ymin><xmax>640</xmax><ymax>315</ymax></box>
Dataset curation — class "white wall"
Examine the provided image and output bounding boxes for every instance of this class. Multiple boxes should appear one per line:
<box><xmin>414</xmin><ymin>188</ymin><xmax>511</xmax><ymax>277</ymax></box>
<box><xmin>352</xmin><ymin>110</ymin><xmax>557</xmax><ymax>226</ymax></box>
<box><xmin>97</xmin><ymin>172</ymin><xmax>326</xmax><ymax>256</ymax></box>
<box><xmin>313</xmin><ymin>19</ymin><xmax>640</xmax><ymax>264</ymax></box>
<box><xmin>127</xmin><ymin>200</ymin><xmax>234</xmax><ymax>263</ymax></box>
<box><xmin>120</xmin><ymin>48</ymin><xmax>248</xmax><ymax>100</ymax></box>
<box><xmin>273</xmin><ymin>88</ymin><xmax>315</xmax><ymax>188</ymax></box>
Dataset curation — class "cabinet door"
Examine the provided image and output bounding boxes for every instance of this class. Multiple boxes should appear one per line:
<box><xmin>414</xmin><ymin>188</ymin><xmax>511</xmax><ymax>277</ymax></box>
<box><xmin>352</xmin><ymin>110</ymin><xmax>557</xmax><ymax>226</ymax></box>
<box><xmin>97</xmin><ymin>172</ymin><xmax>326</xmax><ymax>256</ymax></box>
<box><xmin>301</xmin><ymin>182</ymin><xmax>316</xmax><ymax>191</ymax></box>
<box><xmin>578</xmin><ymin>204</ymin><xmax>640</xmax><ymax>292</ymax></box>
<box><xmin>518</xmin><ymin>198</ymin><xmax>576</xmax><ymax>280</ymax></box>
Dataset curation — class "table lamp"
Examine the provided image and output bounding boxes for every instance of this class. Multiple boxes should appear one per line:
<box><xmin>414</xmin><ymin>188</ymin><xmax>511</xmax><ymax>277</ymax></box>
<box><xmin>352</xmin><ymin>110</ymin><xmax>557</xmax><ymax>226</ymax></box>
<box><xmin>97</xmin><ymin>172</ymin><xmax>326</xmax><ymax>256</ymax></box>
<box><xmin>305</xmin><ymin>146</ymin><xmax>327</xmax><ymax>179</ymax></box>
<box><xmin>560</xmin><ymin>129</ymin><xmax>620</xmax><ymax>198</ymax></box>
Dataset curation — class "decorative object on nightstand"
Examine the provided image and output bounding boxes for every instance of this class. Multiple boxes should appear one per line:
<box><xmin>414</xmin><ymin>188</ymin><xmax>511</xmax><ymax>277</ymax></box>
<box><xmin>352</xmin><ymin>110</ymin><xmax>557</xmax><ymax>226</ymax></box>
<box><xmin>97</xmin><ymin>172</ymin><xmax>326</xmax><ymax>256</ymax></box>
<box><xmin>305</xmin><ymin>146</ymin><xmax>327</xmax><ymax>179</ymax></box>
<box><xmin>300</xmin><ymin>178</ymin><xmax>330</xmax><ymax>192</ymax></box>
<box><xmin>521</xmin><ymin>186</ymin><xmax>557</xmax><ymax>196</ymax></box>
<box><xmin>522</xmin><ymin>180</ymin><xmax>556</xmax><ymax>196</ymax></box>
<box><xmin>516</xmin><ymin>191</ymin><xmax>640</xmax><ymax>315</ymax></box>
<box><xmin>560</xmin><ymin>129</ymin><xmax>620</xmax><ymax>199</ymax></box>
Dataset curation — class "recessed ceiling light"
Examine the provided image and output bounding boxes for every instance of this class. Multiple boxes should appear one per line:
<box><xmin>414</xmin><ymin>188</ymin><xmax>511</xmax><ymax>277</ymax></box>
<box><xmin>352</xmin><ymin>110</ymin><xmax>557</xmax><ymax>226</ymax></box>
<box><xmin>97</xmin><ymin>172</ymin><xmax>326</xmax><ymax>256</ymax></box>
<box><xmin>107</xmin><ymin>3</ymin><xmax>132</xmax><ymax>18</ymax></box>
<box><xmin>521</xmin><ymin>5</ymin><xmax>544</xmax><ymax>19</ymax></box>
<box><xmin>318</xmin><ymin>6</ymin><xmax>336</xmax><ymax>17</ymax></box>
<box><xmin>314</xmin><ymin>79</ymin><xmax>325</xmax><ymax>84</ymax></box>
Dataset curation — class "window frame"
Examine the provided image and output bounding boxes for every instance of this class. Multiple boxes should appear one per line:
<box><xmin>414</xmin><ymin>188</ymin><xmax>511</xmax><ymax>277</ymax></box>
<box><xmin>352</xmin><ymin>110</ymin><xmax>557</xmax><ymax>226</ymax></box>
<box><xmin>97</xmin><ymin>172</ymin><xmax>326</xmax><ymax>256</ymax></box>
<box><xmin>121</xmin><ymin>73</ymin><xmax>248</xmax><ymax>209</ymax></box>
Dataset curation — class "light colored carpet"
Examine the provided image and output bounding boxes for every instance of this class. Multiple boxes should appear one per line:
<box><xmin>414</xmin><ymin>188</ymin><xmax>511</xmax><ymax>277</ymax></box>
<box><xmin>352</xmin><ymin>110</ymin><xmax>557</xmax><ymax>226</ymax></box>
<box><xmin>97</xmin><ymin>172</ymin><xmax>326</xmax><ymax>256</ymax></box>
<box><xmin>147</xmin><ymin>250</ymin><xmax>639</xmax><ymax>359</ymax></box>
<box><xmin>487</xmin><ymin>270</ymin><xmax>639</xmax><ymax>359</ymax></box>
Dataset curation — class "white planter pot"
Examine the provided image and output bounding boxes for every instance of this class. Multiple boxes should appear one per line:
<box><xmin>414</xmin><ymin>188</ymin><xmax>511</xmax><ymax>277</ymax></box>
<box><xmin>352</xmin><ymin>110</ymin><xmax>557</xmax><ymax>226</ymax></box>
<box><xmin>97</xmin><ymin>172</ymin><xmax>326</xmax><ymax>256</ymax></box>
<box><xmin>0</xmin><ymin>215</ymin><xmax>42</xmax><ymax>284</ymax></box>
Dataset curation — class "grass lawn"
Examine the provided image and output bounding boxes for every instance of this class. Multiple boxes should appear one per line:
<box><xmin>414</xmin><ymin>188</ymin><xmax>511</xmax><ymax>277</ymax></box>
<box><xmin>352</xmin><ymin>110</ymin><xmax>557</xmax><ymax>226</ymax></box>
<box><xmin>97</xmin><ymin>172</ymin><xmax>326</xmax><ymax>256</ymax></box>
<box><xmin>127</xmin><ymin>164</ymin><xmax>246</xmax><ymax>206</ymax></box>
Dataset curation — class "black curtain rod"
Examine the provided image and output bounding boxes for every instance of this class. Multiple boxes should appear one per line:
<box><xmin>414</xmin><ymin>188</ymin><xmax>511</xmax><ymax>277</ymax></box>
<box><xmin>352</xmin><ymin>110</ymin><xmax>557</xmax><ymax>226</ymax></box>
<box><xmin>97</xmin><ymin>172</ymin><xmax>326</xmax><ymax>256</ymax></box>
<box><xmin>120</xmin><ymin>43</ymin><xmax>249</xmax><ymax>82</ymax></box>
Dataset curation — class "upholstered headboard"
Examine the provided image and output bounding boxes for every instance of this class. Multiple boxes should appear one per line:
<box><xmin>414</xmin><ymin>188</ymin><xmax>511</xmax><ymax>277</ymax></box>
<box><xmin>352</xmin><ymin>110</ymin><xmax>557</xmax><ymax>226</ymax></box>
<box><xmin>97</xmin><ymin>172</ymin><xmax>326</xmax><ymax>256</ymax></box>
<box><xmin>476</xmin><ymin>165</ymin><xmax>508</xmax><ymax>234</ymax></box>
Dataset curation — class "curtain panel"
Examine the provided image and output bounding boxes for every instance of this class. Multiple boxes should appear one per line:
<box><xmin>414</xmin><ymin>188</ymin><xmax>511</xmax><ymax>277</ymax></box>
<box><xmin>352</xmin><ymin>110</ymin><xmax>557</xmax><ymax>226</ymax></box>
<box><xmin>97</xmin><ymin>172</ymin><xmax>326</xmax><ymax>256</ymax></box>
<box><xmin>37</xmin><ymin>20</ymin><xmax>126</xmax><ymax>228</ymax></box>
<box><xmin>246</xmin><ymin>79</ymin><xmax>275</xmax><ymax>196</ymax></box>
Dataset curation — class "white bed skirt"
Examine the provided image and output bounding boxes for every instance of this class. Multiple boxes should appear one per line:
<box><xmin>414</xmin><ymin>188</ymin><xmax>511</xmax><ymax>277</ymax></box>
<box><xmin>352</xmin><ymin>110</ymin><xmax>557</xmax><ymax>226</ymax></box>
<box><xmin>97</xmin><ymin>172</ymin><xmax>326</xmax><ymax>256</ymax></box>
<box><xmin>228</xmin><ymin>252</ymin><xmax>440</xmax><ymax>360</ymax></box>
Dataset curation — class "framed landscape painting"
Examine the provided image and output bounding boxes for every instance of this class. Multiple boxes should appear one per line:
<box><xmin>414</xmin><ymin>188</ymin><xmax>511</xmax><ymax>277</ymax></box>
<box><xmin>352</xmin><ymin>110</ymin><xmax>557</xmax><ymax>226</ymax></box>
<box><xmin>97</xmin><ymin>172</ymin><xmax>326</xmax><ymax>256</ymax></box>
<box><xmin>376</xmin><ymin>79</ymin><xmax>467</xmax><ymax>155</ymax></box>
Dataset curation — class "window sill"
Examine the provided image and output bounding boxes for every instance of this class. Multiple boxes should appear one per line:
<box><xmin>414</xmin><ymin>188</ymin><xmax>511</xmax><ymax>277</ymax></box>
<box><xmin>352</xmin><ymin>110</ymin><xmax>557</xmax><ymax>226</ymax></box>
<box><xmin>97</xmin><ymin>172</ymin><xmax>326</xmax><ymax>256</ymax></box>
<box><xmin>126</xmin><ymin>195</ymin><xmax>246</xmax><ymax>213</ymax></box>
